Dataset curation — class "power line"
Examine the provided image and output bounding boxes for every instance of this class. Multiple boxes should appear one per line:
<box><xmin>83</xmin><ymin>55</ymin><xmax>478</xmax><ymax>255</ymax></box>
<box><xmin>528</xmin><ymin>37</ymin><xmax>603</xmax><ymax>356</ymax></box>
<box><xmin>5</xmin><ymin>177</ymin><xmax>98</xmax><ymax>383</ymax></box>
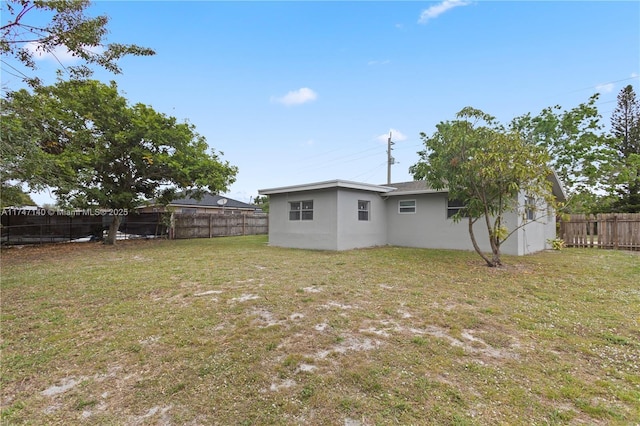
<box><xmin>566</xmin><ymin>76</ymin><xmax>639</xmax><ymax>95</ymax></box>
<box><xmin>293</xmin><ymin>149</ymin><xmax>386</xmax><ymax>175</ymax></box>
<box><xmin>349</xmin><ymin>161</ymin><xmax>387</xmax><ymax>181</ymax></box>
<box><xmin>292</xmin><ymin>141</ymin><xmax>386</xmax><ymax>173</ymax></box>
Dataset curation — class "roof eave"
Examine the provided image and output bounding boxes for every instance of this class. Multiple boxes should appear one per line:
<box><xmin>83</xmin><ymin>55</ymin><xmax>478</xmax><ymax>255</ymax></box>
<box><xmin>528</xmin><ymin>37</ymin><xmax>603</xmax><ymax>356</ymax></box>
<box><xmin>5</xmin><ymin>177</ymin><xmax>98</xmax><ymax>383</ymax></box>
<box><xmin>259</xmin><ymin>179</ymin><xmax>395</xmax><ymax>195</ymax></box>
<box><xmin>385</xmin><ymin>188</ymin><xmax>446</xmax><ymax>196</ymax></box>
<box><xmin>549</xmin><ymin>170</ymin><xmax>568</xmax><ymax>202</ymax></box>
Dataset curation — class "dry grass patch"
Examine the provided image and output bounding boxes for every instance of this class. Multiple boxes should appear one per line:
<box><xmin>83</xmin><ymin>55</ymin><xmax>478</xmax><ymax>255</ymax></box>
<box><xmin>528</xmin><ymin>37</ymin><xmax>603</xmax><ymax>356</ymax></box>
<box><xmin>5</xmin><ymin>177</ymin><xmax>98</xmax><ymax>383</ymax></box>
<box><xmin>1</xmin><ymin>237</ymin><xmax>639</xmax><ymax>425</ymax></box>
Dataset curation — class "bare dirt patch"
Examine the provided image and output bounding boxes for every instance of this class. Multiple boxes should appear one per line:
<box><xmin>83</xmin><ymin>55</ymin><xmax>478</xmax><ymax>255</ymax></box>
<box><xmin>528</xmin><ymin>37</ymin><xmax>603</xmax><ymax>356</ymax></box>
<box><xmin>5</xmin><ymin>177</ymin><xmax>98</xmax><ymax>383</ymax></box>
<box><xmin>41</xmin><ymin>377</ymin><xmax>82</xmax><ymax>397</ymax></box>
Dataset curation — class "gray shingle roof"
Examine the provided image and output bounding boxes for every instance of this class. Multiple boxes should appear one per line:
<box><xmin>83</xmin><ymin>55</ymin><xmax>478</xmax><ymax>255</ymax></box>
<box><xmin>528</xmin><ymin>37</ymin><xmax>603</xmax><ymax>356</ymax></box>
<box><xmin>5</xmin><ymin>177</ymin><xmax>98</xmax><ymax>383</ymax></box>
<box><xmin>381</xmin><ymin>180</ymin><xmax>444</xmax><ymax>195</ymax></box>
<box><xmin>386</xmin><ymin>181</ymin><xmax>434</xmax><ymax>192</ymax></box>
<box><xmin>169</xmin><ymin>193</ymin><xmax>256</xmax><ymax>209</ymax></box>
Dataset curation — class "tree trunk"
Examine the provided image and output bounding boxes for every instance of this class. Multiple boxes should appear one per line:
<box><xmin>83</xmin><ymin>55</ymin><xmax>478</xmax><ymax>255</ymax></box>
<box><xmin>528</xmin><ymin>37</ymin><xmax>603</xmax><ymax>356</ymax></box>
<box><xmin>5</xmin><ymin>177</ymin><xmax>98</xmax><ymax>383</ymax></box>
<box><xmin>491</xmin><ymin>244</ymin><xmax>502</xmax><ymax>267</ymax></box>
<box><xmin>468</xmin><ymin>217</ymin><xmax>496</xmax><ymax>267</ymax></box>
<box><xmin>489</xmin><ymin>217</ymin><xmax>503</xmax><ymax>267</ymax></box>
<box><xmin>104</xmin><ymin>214</ymin><xmax>123</xmax><ymax>245</ymax></box>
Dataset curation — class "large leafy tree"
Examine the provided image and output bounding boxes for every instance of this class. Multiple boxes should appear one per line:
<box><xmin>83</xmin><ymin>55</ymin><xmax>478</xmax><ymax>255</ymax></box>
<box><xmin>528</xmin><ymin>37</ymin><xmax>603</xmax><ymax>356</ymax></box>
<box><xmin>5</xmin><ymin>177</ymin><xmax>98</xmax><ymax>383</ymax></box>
<box><xmin>1</xmin><ymin>0</ymin><xmax>155</xmax><ymax>87</ymax></box>
<box><xmin>1</xmin><ymin>87</ymin><xmax>72</xmax><ymax>206</ymax></box>
<box><xmin>4</xmin><ymin>79</ymin><xmax>238</xmax><ymax>244</ymax></box>
<box><xmin>607</xmin><ymin>84</ymin><xmax>640</xmax><ymax>212</ymax></box>
<box><xmin>0</xmin><ymin>185</ymin><xmax>35</xmax><ymax>208</ymax></box>
<box><xmin>1</xmin><ymin>0</ymin><xmax>155</xmax><ymax>206</ymax></box>
<box><xmin>410</xmin><ymin>107</ymin><xmax>554</xmax><ymax>267</ymax></box>
<box><xmin>509</xmin><ymin>94</ymin><xmax>613</xmax><ymax>204</ymax></box>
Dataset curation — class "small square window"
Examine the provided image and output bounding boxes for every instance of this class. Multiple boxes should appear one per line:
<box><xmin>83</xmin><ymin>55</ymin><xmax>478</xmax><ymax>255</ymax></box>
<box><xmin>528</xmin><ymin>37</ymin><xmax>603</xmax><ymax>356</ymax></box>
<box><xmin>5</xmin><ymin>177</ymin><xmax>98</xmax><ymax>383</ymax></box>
<box><xmin>358</xmin><ymin>200</ymin><xmax>370</xmax><ymax>221</ymax></box>
<box><xmin>289</xmin><ymin>200</ymin><xmax>313</xmax><ymax>221</ymax></box>
<box><xmin>399</xmin><ymin>200</ymin><xmax>416</xmax><ymax>214</ymax></box>
<box><xmin>447</xmin><ymin>198</ymin><xmax>467</xmax><ymax>218</ymax></box>
<box><xmin>289</xmin><ymin>202</ymin><xmax>300</xmax><ymax>220</ymax></box>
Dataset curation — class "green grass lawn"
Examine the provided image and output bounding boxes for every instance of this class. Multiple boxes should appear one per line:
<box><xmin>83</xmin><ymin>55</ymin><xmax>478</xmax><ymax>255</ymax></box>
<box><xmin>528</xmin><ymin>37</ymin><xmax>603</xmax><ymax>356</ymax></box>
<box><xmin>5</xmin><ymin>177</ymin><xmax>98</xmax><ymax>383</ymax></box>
<box><xmin>1</xmin><ymin>236</ymin><xmax>639</xmax><ymax>425</ymax></box>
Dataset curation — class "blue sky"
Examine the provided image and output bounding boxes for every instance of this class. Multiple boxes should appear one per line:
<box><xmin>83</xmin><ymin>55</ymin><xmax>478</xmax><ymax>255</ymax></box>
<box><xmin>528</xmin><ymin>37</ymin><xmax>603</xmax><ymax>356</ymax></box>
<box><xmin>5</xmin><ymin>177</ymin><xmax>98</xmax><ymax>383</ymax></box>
<box><xmin>3</xmin><ymin>1</ymin><xmax>639</xmax><ymax>205</ymax></box>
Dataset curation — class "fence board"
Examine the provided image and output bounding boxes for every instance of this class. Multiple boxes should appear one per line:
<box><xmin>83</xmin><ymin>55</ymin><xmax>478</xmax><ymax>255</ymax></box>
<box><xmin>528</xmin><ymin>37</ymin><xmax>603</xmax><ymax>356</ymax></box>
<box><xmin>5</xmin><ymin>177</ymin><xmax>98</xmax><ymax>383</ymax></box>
<box><xmin>172</xmin><ymin>213</ymin><xmax>268</xmax><ymax>239</ymax></box>
<box><xmin>560</xmin><ymin>213</ymin><xmax>640</xmax><ymax>251</ymax></box>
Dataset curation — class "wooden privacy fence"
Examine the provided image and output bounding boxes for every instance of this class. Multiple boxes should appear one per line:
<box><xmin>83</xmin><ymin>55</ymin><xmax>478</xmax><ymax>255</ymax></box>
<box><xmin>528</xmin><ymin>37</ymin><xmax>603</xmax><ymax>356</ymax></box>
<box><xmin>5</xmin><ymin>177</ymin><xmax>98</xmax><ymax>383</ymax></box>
<box><xmin>172</xmin><ymin>213</ymin><xmax>268</xmax><ymax>239</ymax></box>
<box><xmin>559</xmin><ymin>213</ymin><xmax>640</xmax><ymax>250</ymax></box>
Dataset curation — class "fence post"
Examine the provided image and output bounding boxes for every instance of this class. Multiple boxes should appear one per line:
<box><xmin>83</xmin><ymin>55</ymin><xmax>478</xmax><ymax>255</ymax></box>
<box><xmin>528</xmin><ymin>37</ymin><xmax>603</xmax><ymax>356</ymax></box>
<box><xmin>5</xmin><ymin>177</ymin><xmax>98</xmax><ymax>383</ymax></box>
<box><xmin>613</xmin><ymin>215</ymin><xmax>618</xmax><ymax>250</ymax></box>
<box><xmin>169</xmin><ymin>212</ymin><xmax>174</xmax><ymax>239</ymax></box>
<box><xmin>598</xmin><ymin>213</ymin><xmax>609</xmax><ymax>249</ymax></box>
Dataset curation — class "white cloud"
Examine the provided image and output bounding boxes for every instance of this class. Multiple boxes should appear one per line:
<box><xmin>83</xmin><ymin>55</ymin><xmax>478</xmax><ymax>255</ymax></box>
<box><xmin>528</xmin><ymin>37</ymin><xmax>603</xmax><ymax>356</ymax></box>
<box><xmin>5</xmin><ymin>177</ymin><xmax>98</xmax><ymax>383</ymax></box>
<box><xmin>595</xmin><ymin>82</ymin><xmax>615</xmax><ymax>93</ymax></box>
<box><xmin>271</xmin><ymin>87</ymin><xmax>318</xmax><ymax>106</ymax></box>
<box><xmin>24</xmin><ymin>41</ymin><xmax>103</xmax><ymax>64</ymax></box>
<box><xmin>418</xmin><ymin>0</ymin><xmax>471</xmax><ymax>24</ymax></box>
<box><xmin>631</xmin><ymin>72</ymin><xmax>639</xmax><ymax>79</ymax></box>
<box><xmin>376</xmin><ymin>128</ymin><xmax>408</xmax><ymax>144</ymax></box>
<box><xmin>25</xmin><ymin>42</ymin><xmax>77</xmax><ymax>64</ymax></box>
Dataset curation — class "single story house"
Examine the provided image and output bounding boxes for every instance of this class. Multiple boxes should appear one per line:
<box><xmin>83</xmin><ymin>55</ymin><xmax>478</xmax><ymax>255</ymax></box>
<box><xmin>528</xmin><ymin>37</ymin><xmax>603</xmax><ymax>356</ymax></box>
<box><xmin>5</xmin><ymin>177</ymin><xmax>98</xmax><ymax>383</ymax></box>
<box><xmin>137</xmin><ymin>193</ymin><xmax>261</xmax><ymax>215</ymax></box>
<box><xmin>258</xmin><ymin>178</ymin><xmax>566</xmax><ymax>255</ymax></box>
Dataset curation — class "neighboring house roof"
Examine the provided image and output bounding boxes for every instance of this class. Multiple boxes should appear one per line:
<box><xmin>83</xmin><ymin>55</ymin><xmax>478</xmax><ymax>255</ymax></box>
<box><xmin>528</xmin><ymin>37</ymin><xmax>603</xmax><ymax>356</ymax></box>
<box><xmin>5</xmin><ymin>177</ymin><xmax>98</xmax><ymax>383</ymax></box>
<box><xmin>259</xmin><ymin>179</ymin><xmax>396</xmax><ymax>195</ymax></box>
<box><xmin>141</xmin><ymin>193</ymin><xmax>257</xmax><ymax>210</ymax></box>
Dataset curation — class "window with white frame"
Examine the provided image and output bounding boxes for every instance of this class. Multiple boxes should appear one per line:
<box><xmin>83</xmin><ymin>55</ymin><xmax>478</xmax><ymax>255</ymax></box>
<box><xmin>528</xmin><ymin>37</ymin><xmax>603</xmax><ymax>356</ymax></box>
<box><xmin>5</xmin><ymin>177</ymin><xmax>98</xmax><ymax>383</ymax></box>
<box><xmin>358</xmin><ymin>200</ymin><xmax>370</xmax><ymax>221</ymax></box>
<box><xmin>398</xmin><ymin>199</ymin><xmax>416</xmax><ymax>214</ymax></box>
<box><xmin>447</xmin><ymin>198</ymin><xmax>468</xmax><ymax>218</ymax></box>
<box><xmin>289</xmin><ymin>200</ymin><xmax>313</xmax><ymax>221</ymax></box>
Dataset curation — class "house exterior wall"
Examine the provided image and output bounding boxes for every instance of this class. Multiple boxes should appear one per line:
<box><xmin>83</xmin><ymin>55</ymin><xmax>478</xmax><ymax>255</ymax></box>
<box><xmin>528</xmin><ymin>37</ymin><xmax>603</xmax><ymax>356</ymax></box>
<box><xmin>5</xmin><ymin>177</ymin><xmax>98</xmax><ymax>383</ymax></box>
<box><xmin>385</xmin><ymin>192</ymin><xmax>494</xmax><ymax>253</ymax></box>
<box><xmin>264</xmin><ymin>182</ymin><xmax>559</xmax><ymax>256</ymax></box>
<box><xmin>511</xmin><ymin>192</ymin><xmax>557</xmax><ymax>255</ymax></box>
<box><xmin>544</xmin><ymin>207</ymin><xmax>558</xmax><ymax>246</ymax></box>
<box><xmin>385</xmin><ymin>192</ymin><xmax>557</xmax><ymax>256</ymax></box>
<box><xmin>335</xmin><ymin>189</ymin><xmax>387</xmax><ymax>250</ymax></box>
<box><xmin>267</xmin><ymin>189</ymin><xmax>339</xmax><ymax>250</ymax></box>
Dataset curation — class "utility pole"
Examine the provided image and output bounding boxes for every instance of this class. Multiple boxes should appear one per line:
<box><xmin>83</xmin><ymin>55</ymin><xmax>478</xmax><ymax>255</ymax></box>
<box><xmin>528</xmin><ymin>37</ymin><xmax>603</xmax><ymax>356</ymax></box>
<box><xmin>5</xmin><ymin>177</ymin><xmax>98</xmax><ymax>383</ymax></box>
<box><xmin>387</xmin><ymin>131</ymin><xmax>395</xmax><ymax>185</ymax></box>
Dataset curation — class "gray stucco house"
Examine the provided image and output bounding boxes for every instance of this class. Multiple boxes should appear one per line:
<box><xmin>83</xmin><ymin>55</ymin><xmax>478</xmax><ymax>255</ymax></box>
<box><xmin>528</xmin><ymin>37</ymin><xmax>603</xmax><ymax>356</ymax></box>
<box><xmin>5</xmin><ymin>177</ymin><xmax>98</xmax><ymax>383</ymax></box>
<box><xmin>258</xmin><ymin>178</ymin><xmax>566</xmax><ymax>256</ymax></box>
